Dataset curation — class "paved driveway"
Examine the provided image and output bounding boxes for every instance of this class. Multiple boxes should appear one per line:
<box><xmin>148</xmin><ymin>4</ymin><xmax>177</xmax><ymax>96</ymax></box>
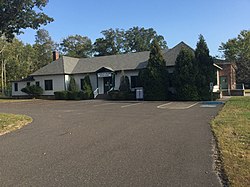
<box><xmin>0</xmin><ymin>100</ymin><xmax>222</xmax><ymax>186</ymax></box>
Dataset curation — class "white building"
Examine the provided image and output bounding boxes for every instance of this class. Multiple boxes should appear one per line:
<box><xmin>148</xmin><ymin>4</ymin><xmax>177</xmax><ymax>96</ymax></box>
<box><xmin>12</xmin><ymin>42</ymin><xmax>221</xmax><ymax>98</ymax></box>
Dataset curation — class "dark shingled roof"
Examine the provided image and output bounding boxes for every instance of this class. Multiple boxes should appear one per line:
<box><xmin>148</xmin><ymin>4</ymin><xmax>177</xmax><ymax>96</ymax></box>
<box><xmin>31</xmin><ymin>42</ymin><xmax>192</xmax><ymax>76</ymax></box>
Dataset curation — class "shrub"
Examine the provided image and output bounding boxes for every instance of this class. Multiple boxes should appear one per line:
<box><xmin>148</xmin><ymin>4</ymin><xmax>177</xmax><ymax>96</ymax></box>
<box><xmin>21</xmin><ymin>85</ymin><xmax>43</xmax><ymax>98</ymax></box>
<box><xmin>67</xmin><ymin>91</ymin><xmax>80</xmax><ymax>100</ymax></box>
<box><xmin>108</xmin><ymin>90</ymin><xmax>135</xmax><ymax>100</ymax></box>
<box><xmin>119</xmin><ymin>73</ymin><xmax>130</xmax><ymax>92</ymax></box>
<box><xmin>54</xmin><ymin>91</ymin><xmax>68</xmax><ymax>100</ymax></box>
<box><xmin>81</xmin><ymin>75</ymin><xmax>93</xmax><ymax>99</ymax></box>
<box><xmin>68</xmin><ymin>76</ymin><xmax>79</xmax><ymax>92</ymax></box>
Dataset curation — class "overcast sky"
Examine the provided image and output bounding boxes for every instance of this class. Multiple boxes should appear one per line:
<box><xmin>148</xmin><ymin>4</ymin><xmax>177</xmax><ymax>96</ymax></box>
<box><xmin>18</xmin><ymin>0</ymin><xmax>250</xmax><ymax>57</ymax></box>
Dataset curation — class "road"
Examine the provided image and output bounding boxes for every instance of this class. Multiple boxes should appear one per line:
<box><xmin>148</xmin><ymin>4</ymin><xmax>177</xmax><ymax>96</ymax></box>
<box><xmin>0</xmin><ymin>100</ymin><xmax>222</xmax><ymax>186</ymax></box>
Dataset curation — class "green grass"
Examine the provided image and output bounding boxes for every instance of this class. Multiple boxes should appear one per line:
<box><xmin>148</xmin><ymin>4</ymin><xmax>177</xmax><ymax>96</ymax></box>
<box><xmin>0</xmin><ymin>99</ymin><xmax>32</xmax><ymax>103</ymax></box>
<box><xmin>212</xmin><ymin>97</ymin><xmax>250</xmax><ymax>187</ymax></box>
<box><xmin>0</xmin><ymin>113</ymin><xmax>32</xmax><ymax>135</ymax></box>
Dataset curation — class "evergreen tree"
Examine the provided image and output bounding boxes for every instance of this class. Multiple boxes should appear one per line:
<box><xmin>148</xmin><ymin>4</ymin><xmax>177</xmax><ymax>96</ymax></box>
<box><xmin>82</xmin><ymin>75</ymin><xmax>93</xmax><ymax>99</ymax></box>
<box><xmin>195</xmin><ymin>35</ymin><xmax>215</xmax><ymax>100</ymax></box>
<box><xmin>139</xmin><ymin>40</ymin><xmax>168</xmax><ymax>100</ymax></box>
<box><xmin>173</xmin><ymin>48</ymin><xmax>199</xmax><ymax>100</ymax></box>
<box><xmin>119</xmin><ymin>71</ymin><xmax>130</xmax><ymax>92</ymax></box>
<box><xmin>68</xmin><ymin>76</ymin><xmax>78</xmax><ymax>92</ymax></box>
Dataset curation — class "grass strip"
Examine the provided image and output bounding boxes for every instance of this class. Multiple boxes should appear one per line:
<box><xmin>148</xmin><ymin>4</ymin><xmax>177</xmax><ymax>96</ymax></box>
<box><xmin>212</xmin><ymin>97</ymin><xmax>250</xmax><ymax>187</ymax></box>
<box><xmin>0</xmin><ymin>113</ymin><xmax>32</xmax><ymax>135</ymax></box>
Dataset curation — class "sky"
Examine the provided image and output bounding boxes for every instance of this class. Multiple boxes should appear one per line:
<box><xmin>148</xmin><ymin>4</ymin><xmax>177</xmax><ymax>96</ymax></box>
<box><xmin>18</xmin><ymin>0</ymin><xmax>250</xmax><ymax>57</ymax></box>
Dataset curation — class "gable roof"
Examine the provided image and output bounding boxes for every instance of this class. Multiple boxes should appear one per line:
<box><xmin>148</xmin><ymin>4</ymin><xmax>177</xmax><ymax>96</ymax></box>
<box><xmin>31</xmin><ymin>42</ymin><xmax>192</xmax><ymax>76</ymax></box>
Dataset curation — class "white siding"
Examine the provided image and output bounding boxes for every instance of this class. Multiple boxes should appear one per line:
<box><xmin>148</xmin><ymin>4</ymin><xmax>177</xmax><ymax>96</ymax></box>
<box><xmin>12</xmin><ymin>75</ymin><xmax>66</xmax><ymax>96</ymax></box>
<box><xmin>35</xmin><ymin>75</ymin><xmax>65</xmax><ymax>95</ymax></box>
<box><xmin>72</xmin><ymin>74</ymin><xmax>97</xmax><ymax>92</ymax></box>
<box><xmin>12</xmin><ymin>82</ymin><xmax>32</xmax><ymax>96</ymax></box>
<box><xmin>114</xmin><ymin>70</ymin><xmax>140</xmax><ymax>91</ymax></box>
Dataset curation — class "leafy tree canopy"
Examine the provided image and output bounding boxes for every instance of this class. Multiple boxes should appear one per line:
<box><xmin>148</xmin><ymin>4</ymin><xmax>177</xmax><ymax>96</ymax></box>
<box><xmin>93</xmin><ymin>27</ymin><xmax>167</xmax><ymax>56</ymax></box>
<box><xmin>219</xmin><ymin>30</ymin><xmax>250</xmax><ymax>83</ymax></box>
<box><xmin>0</xmin><ymin>0</ymin><xmax>53</xmax><ymax>41</ymax></box>
<box><xmin>33</xmin><ymin>29</ymin><xmax>55</xmax><ymax>71</ymax></box>
<box><xmin>60</xmin><ymin>35</ymin><xmax>92</xmax><ymax>58</ymax></box>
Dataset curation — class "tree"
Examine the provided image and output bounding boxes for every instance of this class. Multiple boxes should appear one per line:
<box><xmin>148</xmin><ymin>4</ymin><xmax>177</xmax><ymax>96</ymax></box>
<box><xmin>68</xmin><ymin>76</ymin><xmax>78</xmax><ymax>92</ymax></box>
<box><xmin>124</xmin><ymin>27</ymin><xmax>167</xmax><ymax>52</ymax></box>
<box><xmin>60</xmin><ymin>35</ymin><xmax>92</xmax><ymax>58</ymax></box>
<box><xmin>0</xmin><ymin>37</ymin><xmax>34</xmax><ymax>95</ymax></box>
<box><xmin>93</xmin><ymin>28</ymin><xmax>125</xmax><ymax>56</ymax></box>
<box><xmin>139</xmin><ymin>40</ymin><xmax>168</xmax><ymax>100</ymax></box>
<box><xmin>81</xmin><ymin>75</ymin><xmax>93</xmax><ymax>99</ymax></box>
<box><xmin>0</xmin><ymin>0</ymin><xmax>53</xmax><ymax>41</ymax></box>
<box><xmin>93</xmin><ymin>27</ymin><xmax>168</xmax><ymax>56</ymax></box>
<box><xmin>195</xmin><ymin>35</ymin><xmax>215</xmax><ymax>100</ymax></box>
<box><xmin>33</xmin><ymin>29</ymin><xmax>55</xmax><ymax>71</ymax></box>
<box><xmin>219</xmin><ymin>30</ymin><xmax>250</xmax><ymax>84</ymax></box>
<box><xmin>173</xmin><ymin>48</ymin><xmax>199</xmax><ymax>100</ymax></box>
<box><xmin>119</xmin><ymin>71</ymin><xmax>130</xmax><ymax>92</ymax></box>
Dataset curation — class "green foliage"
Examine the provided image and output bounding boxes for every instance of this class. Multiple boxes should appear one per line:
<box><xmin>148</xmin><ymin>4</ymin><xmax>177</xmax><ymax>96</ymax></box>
<box><xmin>81</xmin><ymin>75</ymin><xmax>94</xmax><ymax>99</ymax></box>
<box><xmin>32</xmin><ymin>29</ymin><xmax>55</xmax><ymax>71</ymax></box>
<box><xmin>139</xmin><ymin>40</ymin><xmax>169</xmax><ymax>100</ymax></box>
<box><xmin>124</xmin><ymin>27</ymin><xmax>167</xmax><ymax>52</ymax></box>
<box><xmin>173</xmin><ymin>48</ymin><xmax>199</xmax><ymax>100</ymax></box>
<box><xmin>54</xmin><ymin>91</ymin><xmax>68</xmax><ymax>100</ymax></box>
<box><xmin>68</xmin><ymin>76</ymin><xmax>79</xmax><ymax>92</ymax></box>
<box><xmin>119</xmin><ymin>72</ymin><xmax>130</xmax><ymax>92</ymax></box>
<box><xmin>93</xmin><ymin>27</ymin><xmax>167</xmax><ymax>56</ymax></box>
<box><xmin>93</xmin><ymin>28</ymin><xmax>124</xmax><ymax>56</ymax></box>
<box><xmin>108</xmin><ymin>90</ymin><xmax>135</xmax><ymax>100</ymax></box>
<box><xmin>60</xmin><ymin>35</ymin><xmax>92</xmax><ymax>58</ymax></box>
<box><xmin>0</xmin><ymin>0</ymin><xmax>53</xmax><ymax>41</ymax></box>
<box><xmin>21</xmin><ymin>85</ymin><xmax>43</xmax><ymax>97</ymax></box>
<box><xmin>195</xmin><ymin>35</ymin><xmax>215</xmax><ymax>100</ymax></box>
<box><xmin>220</xmin><ymin>30</ymin><xmax>250</xmax><ymax>84</ymax></box>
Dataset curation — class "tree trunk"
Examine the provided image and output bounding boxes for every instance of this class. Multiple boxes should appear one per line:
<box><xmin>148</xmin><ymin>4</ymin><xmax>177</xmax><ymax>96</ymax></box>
<box><xmin>4</xmin><ymin>61</ymin><xmax>6</xmax><ymax>93</ymax></box>
<box><xmin>1</xmin><ymin>59</ymin><xmax>3</xmax><ymax>95</ymax></box>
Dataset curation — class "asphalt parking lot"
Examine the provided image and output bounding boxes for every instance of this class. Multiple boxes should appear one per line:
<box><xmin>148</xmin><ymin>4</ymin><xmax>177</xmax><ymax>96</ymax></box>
<box><xmin>0</xmin><ymin>100</ymin><xmax>222</xmax><ymax>186</ymax></box>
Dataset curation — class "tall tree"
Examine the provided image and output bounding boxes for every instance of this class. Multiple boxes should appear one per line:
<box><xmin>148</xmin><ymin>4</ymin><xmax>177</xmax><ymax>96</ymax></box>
<box><xmin>93</xmin><ymin>27</ymin><xmax>168</xmax><ymax>56</ymax></box>
<box><xmin>173</xmin><ymin>48</ymin><xmax>198</xmax><ymax>100</ymax></box>
<box><xmin>60</xmin><ymin>35</ymin><xmax>92</xmax><ymax>58</ymax></box>
<box><xmin>0</xmin><ymin>37</ymin><xmax>34</xmax><ymax>94</ymax></box>
<box><xmin>124</xmin><ymin>27</ymin><xmax>167</xmax><ymax>52</ymax></box>
<box><xmin>33</xmin><ymin>29</ymin><xmax>55</xmax><ymax>71</ymax></box>
<box><xmin>93</xmin><ymin>28</ymin><xmax>125</xmax><ymax>56</ymax></box>
<box><xmin>0</xmin><ymin>0</ymin><xmax>53</xmax><ymax>41</ymax></box>
<box><xmin>139</xmin><ymin>40</ymin><xmax>168</xmax><ymax>100</ymax></box>
<box><xmin>195</xmin><ymin>35</ymin><xmax>215</xmax><ymax>100</ymax></box>
<box><xmin>219</xmin><ymin>30</ymin><xmax>250</xmax><ymax>84</ymax></box>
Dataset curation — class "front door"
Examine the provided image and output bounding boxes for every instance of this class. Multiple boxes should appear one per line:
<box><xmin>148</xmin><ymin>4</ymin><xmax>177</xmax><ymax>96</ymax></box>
<box><xmin>103</xmin><ymin>77</ymin><xmax>112</xmax><ymax>93</ymax></box>
<box><xmin>220</xmin><ymin>76</ymin><xmax>228</xmax><ymax>89</ymax></box>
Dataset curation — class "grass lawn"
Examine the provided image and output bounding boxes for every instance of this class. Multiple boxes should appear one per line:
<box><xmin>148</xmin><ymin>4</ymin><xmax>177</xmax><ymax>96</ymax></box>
<box><xmin>212</xmin><ymin>97</ymin><xmax>250</xmax><ymax>187</ymax></box>
<box><xmin>0</xmin><ymin>99</ymin><xmax>32</xmax><ymax>103</ymax></box>
<box><xmin>0</xmin><ymin>113</ymin><xmax>32</xmax><ymax>136</ymax></box>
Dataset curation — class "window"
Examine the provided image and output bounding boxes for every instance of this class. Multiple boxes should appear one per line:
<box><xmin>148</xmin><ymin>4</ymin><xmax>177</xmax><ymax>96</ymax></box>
<box><xmin>27</xmin><ymin>82</ymin><xmax>30</xmax><ymax>86</ymax></box>
<box><xmin>44</xmin><ymin>80</ymin><xmax>53</xmax><ymax>90</ymax></box>
<box><xmin>131</xmin><ymin>76</ymin><xmax>140</xmax><ymax>88</ymax></box>
<box><xmin>80</xmin><ymin>79</ymin><xmax>84</xmax><ymax>90</ymax></box>
<box><xmin>14</xmin><ymin>83</ymin><xmax>18</xmax><ymax>92</ymax></box>
<box><xmin>36</xmin><ymin>81</ymin><xmax>40</xmax><ymax>87</ymax></box>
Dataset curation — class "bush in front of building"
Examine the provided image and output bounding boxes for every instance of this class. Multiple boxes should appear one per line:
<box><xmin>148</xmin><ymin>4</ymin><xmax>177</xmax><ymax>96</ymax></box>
<box><xmin>54</xmin><ymin>91</ymin><xmax>68</xmax><ymax>100</ymax></box>
<box><xmin>54</xmin><ymin>90</ymin><xmax>94</xmax><ymax>100</ymax></box>
<box><xmin>108</xmin><ymin>90</ymin><xmax>135</xmax><ymax>100</ymax></box>
<box><xmin>21</xmin><ymin>85</ymin><xmax>43</xmax><ymax>98</ymax></box>
<box><xmin>81</xmin><ymin>75</ymin><xmax>94</xmax><ymax>99</ymax></box>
